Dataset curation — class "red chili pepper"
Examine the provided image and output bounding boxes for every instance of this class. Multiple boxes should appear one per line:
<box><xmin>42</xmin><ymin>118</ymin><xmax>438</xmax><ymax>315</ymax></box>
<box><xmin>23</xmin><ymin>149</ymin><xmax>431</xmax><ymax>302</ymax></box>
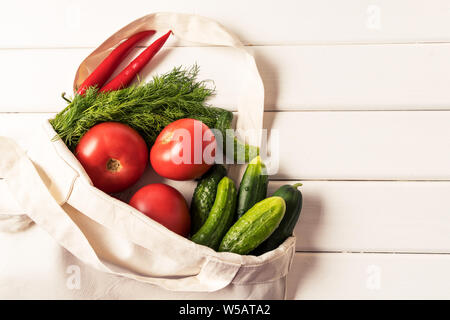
<box><xmin>77</xmin><ymin>30</ymin><xmax>155</xmax><ymax>95</ymax></box>
<box><xmin>100</xmin><ymin>30</ymin><xmax>172</xmax><ymax>93</ymax></box>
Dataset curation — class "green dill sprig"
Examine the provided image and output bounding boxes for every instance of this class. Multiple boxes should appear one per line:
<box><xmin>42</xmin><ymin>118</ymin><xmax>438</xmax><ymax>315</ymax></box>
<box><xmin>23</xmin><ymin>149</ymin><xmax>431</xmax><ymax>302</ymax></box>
<box><xmin>50</xmin><ymin>65</ymin><xmax>227</xmax><ymax>150</ymax></box>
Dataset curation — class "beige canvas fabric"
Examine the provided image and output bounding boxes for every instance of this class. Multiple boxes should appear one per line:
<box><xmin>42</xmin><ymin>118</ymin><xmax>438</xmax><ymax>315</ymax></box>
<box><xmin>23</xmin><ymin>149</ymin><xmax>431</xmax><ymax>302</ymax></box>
<box><xmin>0</xmin><ymin>13</ymin><xmax>296</xmax><ymax>299</ymax></box>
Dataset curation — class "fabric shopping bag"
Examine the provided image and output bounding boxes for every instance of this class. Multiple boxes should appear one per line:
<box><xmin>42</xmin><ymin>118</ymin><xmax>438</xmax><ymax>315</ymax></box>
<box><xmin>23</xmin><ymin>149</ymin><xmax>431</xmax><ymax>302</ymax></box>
<box><xmin>0</xmin><ymin>12</ymin><xmax>296</xmax><ymax>299</ymax></box>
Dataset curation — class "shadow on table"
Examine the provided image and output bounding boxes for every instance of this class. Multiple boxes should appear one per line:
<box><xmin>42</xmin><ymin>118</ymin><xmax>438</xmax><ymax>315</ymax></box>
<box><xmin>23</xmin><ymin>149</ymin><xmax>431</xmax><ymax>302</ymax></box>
<box><xmin>286</xmin><ymin>192</ymin><xmax>324</xmax><ymax>299</ymax></box>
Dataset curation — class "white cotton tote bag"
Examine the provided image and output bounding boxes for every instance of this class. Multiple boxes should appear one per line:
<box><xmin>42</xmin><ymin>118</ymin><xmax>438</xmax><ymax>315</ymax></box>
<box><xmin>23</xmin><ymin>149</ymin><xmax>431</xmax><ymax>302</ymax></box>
<box><xmin>0</xmin><ymin>13</ymin><xmax>296</xmax><ymax>299</ymax></box>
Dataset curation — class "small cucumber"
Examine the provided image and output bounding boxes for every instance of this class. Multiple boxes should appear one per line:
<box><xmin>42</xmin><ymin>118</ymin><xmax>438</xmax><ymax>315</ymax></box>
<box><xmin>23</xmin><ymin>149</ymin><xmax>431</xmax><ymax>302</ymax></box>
<box><xmin>215</xmin><ymin>111</ymin><xmax>259</xmax><ymax>163</ymax></box>
<box><xmin>190</xmin><ymin>164</ymin><xmax>227</xmax><ymax>234</ymax></box>
<box><xmin>255</xmin><ymin>183</ymin><xmax>303</xmax><ymax>254</ymax></box>
<box><xmin>219</xmin><ymin>196</ymin><xmax>286</xmax><ymax>255</ymax></box>
<box><xmin>191</xmin><ymin>176</ymin><xmax>237</xmax><ymax>250</ymax></box>
<box><xmin>236</xmin><ymin>156</ymin><xmax>268</xmax><ymax>220</ymax></box>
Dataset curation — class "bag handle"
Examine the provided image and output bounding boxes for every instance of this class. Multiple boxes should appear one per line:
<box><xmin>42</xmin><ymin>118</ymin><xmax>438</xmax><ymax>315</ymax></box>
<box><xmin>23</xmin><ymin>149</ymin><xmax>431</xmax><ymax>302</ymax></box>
<box><xmin>74</xmin><ymin>12</ymin><xmax>265</xmax><ymax>141</ymax></box>
<box><xmin>0</xmin><ymin>137</ymin><xmax>241</xmax><ymax>292</ymax></box>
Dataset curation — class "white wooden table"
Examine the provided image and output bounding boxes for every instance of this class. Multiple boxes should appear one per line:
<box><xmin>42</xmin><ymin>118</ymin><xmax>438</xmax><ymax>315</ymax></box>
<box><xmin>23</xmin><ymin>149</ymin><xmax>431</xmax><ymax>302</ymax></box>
<box><xmin>1</xmin><ymin>0</ymin><xmax>450</xmax><ymax>299</ymax></box>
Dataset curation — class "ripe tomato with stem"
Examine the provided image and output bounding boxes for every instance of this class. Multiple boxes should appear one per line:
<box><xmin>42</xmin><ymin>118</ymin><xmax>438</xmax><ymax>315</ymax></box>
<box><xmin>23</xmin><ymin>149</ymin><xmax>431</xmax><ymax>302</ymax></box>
<box><xmin>75</xmin><ymin>122</ymin><xmax>148</xmax><ymax>193</ymax></box>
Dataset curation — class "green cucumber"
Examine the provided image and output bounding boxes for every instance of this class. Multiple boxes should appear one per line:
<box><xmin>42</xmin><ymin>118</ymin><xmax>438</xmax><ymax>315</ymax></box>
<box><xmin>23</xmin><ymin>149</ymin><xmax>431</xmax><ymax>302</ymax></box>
<box><xmin>190</xmin><ymin>164</ymin><xmax>227</xmax><ymax>234</ymax></box>
<box><xmin>191</xmin><ymin>176</ymin><xmax>237</xmax><ymax>250</ymax></box>
<box><xmin>255</xmin><ymin>183</ymin><xmax>303</xmax><ymax>254</ymax></box>
<box><xmin>215</xmin><ymin>111</ymin><xmax>259</xmax><ymax>163</ymax></box>
<box><xmin>236</xmin><ymin>156</ymin><xmax>268</xmax><ymax>220</ymax></box>
<box><xmin>219</xmin><ymin>196</ymin><xmax>286</xmax><ymax>255</ymax></box>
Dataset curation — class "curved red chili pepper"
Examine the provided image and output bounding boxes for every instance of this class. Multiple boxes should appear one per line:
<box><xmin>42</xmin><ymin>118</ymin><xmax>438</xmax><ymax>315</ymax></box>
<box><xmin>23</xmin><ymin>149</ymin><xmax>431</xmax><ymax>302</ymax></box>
<box><xmin>100</xmin><ymin>30</ymin><xmax>172</xmax><ymax>93</ymax></box>
<box><xmin>77</xmin><ymin>30</ymin><xmax>155</xmax><ymax>95</ymax></box>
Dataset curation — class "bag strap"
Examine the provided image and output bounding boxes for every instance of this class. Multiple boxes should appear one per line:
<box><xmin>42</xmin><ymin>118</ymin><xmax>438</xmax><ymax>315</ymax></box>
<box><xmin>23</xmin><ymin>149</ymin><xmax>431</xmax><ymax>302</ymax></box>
<box><xmin>0</xmin><ymin>137</ymin><xmax>241</xmax><ymax>292</ymax></box>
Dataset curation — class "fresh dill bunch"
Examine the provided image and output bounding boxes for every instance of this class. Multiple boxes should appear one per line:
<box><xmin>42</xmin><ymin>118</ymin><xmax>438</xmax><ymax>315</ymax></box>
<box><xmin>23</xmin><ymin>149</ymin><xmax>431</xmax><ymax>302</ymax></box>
<box><xmin>50</xmin><ymin>65</ymin><xmax>227</xmax><ymax>150</ymax></box>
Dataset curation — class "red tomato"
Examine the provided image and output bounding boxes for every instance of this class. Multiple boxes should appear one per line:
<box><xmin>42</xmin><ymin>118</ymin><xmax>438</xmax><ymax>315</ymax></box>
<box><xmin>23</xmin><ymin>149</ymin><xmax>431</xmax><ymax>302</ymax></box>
<box><xmin>129</xmin><ymin>183</ymin><xmax>190</xmax><ymax>237</ymax></box>
<box><xmin>75</xmin><ymin>122</ymin><xmax>148</xmax><ymax>193</ymax></box>
<box><xmin>150</xmin><ymin>119</ymin><xmax>216</xmax><ymax>181</ymax></box>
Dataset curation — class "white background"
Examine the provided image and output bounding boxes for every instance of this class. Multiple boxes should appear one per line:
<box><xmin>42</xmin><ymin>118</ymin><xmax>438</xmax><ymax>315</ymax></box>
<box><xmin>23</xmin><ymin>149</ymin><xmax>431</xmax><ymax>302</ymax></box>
<box><xmin>1</xmin><ymin>0</ymin><xmax>450</xmax><ymax>299</ymax></box>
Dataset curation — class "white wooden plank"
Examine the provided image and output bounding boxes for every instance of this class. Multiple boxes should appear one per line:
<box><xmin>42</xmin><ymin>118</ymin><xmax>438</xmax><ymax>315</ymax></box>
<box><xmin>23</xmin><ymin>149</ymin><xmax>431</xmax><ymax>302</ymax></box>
<box><xmin>1</xmin><ymin>44</ymin><xmax>450</xmax><ymax>112</ymax></box>
<box><xmin>288</xmin><ymin>252</ymin><xmax>450</xmax><ymax>299</ymax></box>
<box><xmin>1</xmin><ymin>0</ymin><xmax>450</xmax><ymax>47</ymax></box>
<box><xmin>0</xmin><ymin>114</ymin><xmax>50</xmax><ymax>151</ymax></box>
<box><xmin>270</xmin><ymin>181</ymin><xmax>450</xmax><ymax>253</ymax></box>
<box><xmin>2</xmin><ymin>178</ymin><xmax>450</xmax><ymax>253</ymax></box>
<box><xmin>0</xmin><ymin>47</ymin><xmax>245</xmax><ymax>113</ymax></box>
<box><xmin>1</xmin><ymin>112</ymin><xmax>450</xmax><ymax>180</ymax></box>
<box><xmin>259</xmin><ymin>44</ymin><xmax>450</xmax><ymax>110</ymax></box>
<box><xmin>264</xmin><ymin>111</ymin><xmax>450</xmax><ymax>180</ymax></box>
